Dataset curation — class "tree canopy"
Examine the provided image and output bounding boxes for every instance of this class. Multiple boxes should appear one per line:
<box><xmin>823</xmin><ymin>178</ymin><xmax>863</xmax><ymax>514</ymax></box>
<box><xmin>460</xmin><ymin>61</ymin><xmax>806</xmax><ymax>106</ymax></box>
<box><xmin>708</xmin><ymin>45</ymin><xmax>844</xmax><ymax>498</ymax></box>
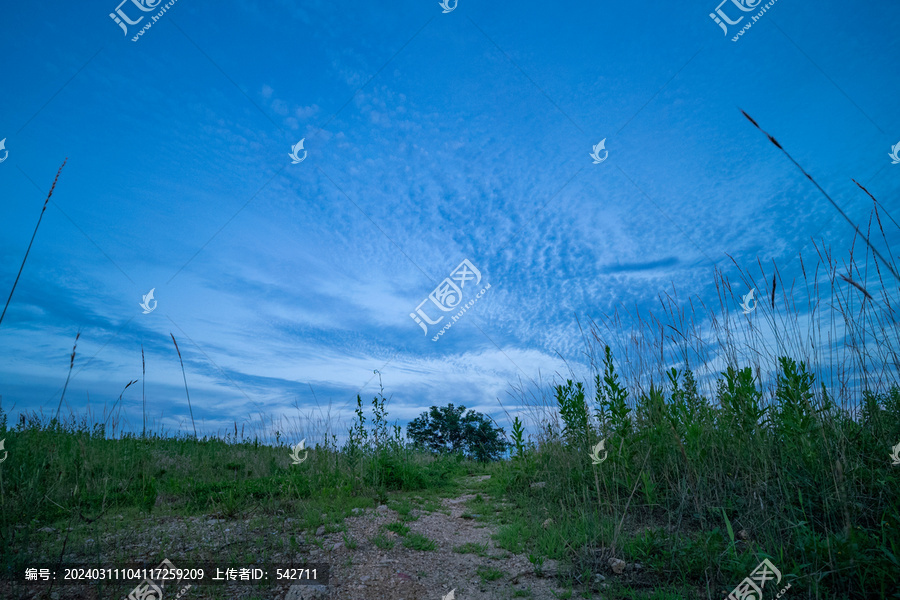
<box><xmin>406</xmin><ymin>403</ymin><xmax>508</xmax><ymax>462</ymax></box>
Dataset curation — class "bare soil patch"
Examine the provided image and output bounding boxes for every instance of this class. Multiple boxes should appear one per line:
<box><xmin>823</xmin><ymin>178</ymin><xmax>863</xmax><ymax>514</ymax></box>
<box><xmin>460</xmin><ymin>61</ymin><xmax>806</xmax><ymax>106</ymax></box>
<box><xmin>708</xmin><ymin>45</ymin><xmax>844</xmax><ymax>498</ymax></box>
<box><xmin>285</xmin><ymin>476</ymin><xmax>564</xmax><ymax>600</ymax></box>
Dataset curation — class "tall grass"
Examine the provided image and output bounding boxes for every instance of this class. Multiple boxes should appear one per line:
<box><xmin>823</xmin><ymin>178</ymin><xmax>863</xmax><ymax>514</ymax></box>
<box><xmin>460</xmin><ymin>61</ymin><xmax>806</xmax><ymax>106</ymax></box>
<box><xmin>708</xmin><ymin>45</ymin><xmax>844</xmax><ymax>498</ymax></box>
<box><xmin>0</xmin><ymin>159</ymin><xmax>66</xmax><ymax>330</ymax></box>
<box><xmin>169</xmin><ymin>333</ymin><xmax>197</xmax><ymax>439</ymax></box>
<box><xmin>495</xmin><ymin>200</ymin><xmax>900</xmax><ymax>598</ymax></box>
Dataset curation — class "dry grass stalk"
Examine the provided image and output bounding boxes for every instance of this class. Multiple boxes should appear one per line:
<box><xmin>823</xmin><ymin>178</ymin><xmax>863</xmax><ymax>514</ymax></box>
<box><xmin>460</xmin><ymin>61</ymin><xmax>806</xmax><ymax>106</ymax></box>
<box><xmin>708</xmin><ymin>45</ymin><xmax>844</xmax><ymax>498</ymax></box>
<box><xmin>0</xmin><ymin>159</ymin><xmax>67</xmax><ymax>329</ymax></box>
<box><xmin>170</xmin><ymin>333</ymin><xmax>198</xmax><ymax>438</ymax></box>
<box><xmin>54</xmin><ymin>331</ymin><xmax>81</xmax><ymax>422</ymax></box>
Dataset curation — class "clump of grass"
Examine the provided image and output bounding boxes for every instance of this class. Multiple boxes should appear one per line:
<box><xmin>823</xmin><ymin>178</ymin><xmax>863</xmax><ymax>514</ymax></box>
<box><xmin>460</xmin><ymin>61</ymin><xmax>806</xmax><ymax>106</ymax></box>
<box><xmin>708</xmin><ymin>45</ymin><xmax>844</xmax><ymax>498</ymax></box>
<box><xmin>391</xmin><ymin>498</ymin><xmax>418</xmax><ymax>521</ymax></box>
<box><xmin>402</xmin><ymin>532</ymin><xmax>436</xmax><ymax>551</ymax></box>
<box><xmin>476</xmin><ymin>565</ymin><xmax>505</xmax><ymax>582</ymax></box>
<box><xmin>453</xmin><ymin>542</ymin><xmax>489</xmax><ymax>556</ymax></box>
<box><xmin>383</xmin><ymin>521</ymin><xmax>410</xmax><ymax>536</ymax></box>
<box><xmin>371</xmin><ymin>533</ymin><xmax>395</xmax><ymax>550</ymax></box>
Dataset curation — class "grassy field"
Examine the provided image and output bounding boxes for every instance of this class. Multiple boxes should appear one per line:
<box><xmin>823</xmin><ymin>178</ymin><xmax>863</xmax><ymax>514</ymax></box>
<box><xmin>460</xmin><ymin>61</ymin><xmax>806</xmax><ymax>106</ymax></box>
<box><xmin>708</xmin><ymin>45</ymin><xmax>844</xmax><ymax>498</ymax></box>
<box><xmin>1</xmin><ymin>340</ymin><xmax>898</xmax><ymax>598</ymax></box>
<box><xmin>0</xmin><ymin>399</ymin><xmax>473</xmax><ymax>599</ymax></box>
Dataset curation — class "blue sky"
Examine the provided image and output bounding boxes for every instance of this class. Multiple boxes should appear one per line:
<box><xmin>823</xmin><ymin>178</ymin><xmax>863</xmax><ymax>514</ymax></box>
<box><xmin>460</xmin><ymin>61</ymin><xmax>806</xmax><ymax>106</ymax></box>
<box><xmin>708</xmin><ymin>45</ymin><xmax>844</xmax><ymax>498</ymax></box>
<box><xmin>1</xmin><ymin>0</ymin><xmax>898</xmax><ymax>442</ymax></box>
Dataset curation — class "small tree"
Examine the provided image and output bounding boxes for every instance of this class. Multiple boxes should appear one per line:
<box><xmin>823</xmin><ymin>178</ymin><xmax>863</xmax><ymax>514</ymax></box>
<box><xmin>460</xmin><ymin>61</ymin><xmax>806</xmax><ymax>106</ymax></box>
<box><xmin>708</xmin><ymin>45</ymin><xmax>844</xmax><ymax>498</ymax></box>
<box><xmin>407</xmin><ymin>404</ymin><xmax>508</xmax><ymax>462</ymax></box>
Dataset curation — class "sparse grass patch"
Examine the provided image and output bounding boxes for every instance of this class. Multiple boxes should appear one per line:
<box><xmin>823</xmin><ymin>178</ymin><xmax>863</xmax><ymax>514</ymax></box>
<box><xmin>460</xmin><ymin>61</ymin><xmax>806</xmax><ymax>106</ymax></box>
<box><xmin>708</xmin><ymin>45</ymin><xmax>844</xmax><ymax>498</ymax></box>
<box><xmin>476</xmin><ymin>565</ymin><xmax>505</xmax><ymax>582</ymax></box>
<box><xmin>453</xmin><ymin>542</ymin><xmax>490</xmax><ymax>556</ymax></box>
<box><xmin>371</xmin><ymin>533</ymin><xmax>395</xmax><ymax>550</ymax></box>
<box><xmin>402</xmin><ymin>531</ymin><xmax>436</xmax><ymax>551</ymax></box>
<box><xmin>494</xmin><ymin>521</ymin><xmax>530</xmax><ymax>554</ymax></box>
<box><xmin>384</xmin><ymin>522</ymin><xmax>410</xmax><ymax>536</ymax></box>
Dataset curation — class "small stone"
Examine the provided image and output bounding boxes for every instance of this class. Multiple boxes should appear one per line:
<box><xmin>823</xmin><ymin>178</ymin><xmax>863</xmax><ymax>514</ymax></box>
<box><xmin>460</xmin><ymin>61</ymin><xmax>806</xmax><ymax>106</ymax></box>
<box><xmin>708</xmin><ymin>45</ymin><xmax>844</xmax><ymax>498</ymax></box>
<box><xmin>376</xmin><ymin>505</ymin><xmax>389</xmax><ymax>513</ymax></box>
<box><xmin>542</xmin><ymin>518</ymin><xmax>554</xmax><ymax>529</ymax></box>
<box><xmin>331</xmin><ymin>542</ymin><xmax>343</xmax><ymax>551</ymax></box>
<box><xmin>738</xmin><ymin>529</ymin><xmax>749</xmax><ymax>540</ymax></box>
<box><xmin>39</xmin><ymin>527</ymin><xmax>56</xmax><ymax>533</ymax></box>
<box><xmin>608</xmin><ymin>558</ymin><xmax>626</xmax><ymax>574</ymax></box>
<box><xmin>633</xmin><ymin>562</ymin><xmax>642</xmax><ymax>570</ymax></box>
<box><xmin>316</xmin><ymin>526</ymin><xmax>326</xmax><ymax>536</ymax></box>
<box><xmin>530</xmin><ymin>481</ymin><xmax>547</xmax><ymax>489</ymax></box>
<box><xmin>594</xmin><ymin>574</ymin><xmax>606</xmax><ymax>582</ymax></box>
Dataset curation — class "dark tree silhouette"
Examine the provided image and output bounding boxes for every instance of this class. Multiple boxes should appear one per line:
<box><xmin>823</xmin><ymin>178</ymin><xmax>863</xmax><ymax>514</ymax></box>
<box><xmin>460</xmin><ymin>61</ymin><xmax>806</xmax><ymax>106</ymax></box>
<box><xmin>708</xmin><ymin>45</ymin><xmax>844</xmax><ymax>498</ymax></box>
<box><xmin>406</xmin><ymin>403</ymin><xmax>508</xmax><ymax>462</ymax></box>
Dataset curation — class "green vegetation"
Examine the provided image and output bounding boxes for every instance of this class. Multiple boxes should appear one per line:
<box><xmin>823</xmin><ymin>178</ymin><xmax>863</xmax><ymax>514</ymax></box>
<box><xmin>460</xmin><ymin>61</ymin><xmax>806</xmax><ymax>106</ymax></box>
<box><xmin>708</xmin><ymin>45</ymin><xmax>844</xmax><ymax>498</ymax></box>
<box><xmin>406</xmin><ymin>403</ymin><xmax>508</xmax><ymax>461</ymax></box>
<box><xmin>453</xmin><ymin>542</ymin><xmax>490</xmax><ymax>556</ymax></box>
<box><xmin>482</xmin><ymin>227</ymin><xmax>900</xmax><ymax>599</ymax></box>
<box><xmin>476</xmin><ymin>564</ymin><xmax>506</xmax><ymax>582</ymax></box>
<box><xmin>0</xmin><ymin>380</ymin><xmax>467</xmax><ymax>598</ymax></box>
<box><xmin>487</xmin><ymin>351</ymin><xmax>900</xmax><ymax>598</ymax></box>
<box><xmin>371</xmin><ymin>532</ymin><xmax>396</xmax><ymax>550</ymax></box>
<box><xmin>402</xmin><ymin>531</ymin><xmax>437</xmax><ymax>551</ymax></box>
<box><xmin>384</xmin><ymin>521</ymin><xmax>411</xmax><ymax>536</ymax></box>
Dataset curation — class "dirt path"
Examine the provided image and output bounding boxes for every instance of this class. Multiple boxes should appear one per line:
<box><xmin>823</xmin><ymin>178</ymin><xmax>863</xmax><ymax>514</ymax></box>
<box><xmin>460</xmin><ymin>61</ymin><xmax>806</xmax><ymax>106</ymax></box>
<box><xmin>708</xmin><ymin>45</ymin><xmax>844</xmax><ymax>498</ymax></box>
<box><xmin>11</xmin><ymin>476</ymin><xmax>576</xmax><ymax>599</ymax></box>
<box><xmin>284</xmin><ymin>476</ymin><xmax>564</xmax><ymax>600</ymax></box>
